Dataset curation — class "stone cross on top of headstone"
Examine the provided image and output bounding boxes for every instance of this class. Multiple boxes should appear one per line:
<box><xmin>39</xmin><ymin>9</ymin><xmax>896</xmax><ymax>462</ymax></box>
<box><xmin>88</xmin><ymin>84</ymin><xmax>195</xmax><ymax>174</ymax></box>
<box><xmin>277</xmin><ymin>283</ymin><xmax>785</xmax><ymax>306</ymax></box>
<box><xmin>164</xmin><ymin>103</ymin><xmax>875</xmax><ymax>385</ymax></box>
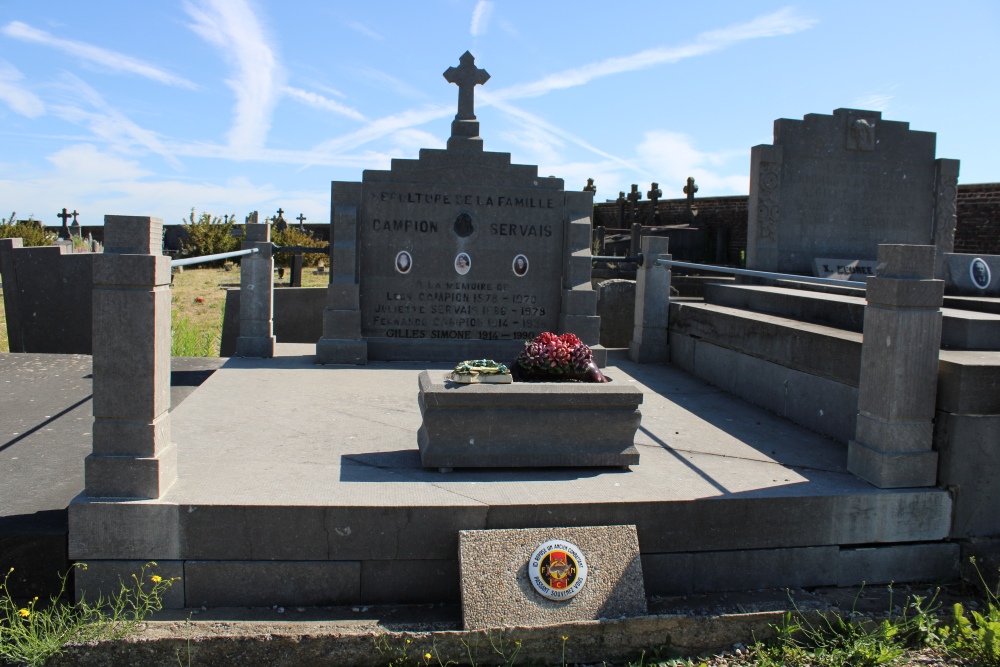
<box><xmin>646</xmin><ymin>183</ymin><xmax>662</xmax><ymax>226</ymax></box>
<box><xmin>682</xmin><ymin>176</ymin><xmax>699</xmax><ymax>225</ymax></box>
<box><xmin>443</xmin><ymin>51</ymin><xmax>490</xmax><ymax>150</ymax></box>
<box><xmin>584</xmin><ymin>178</ymin><xmax>597</xmax><ymax>193</ymax></box>
<box><xmin>274</xmin><ymin>208</ymin><xmax>287</xmax><ymax>232</ymax></box>
<box><xmin>70</xmin><ymin>210</ymin><xmax>81</xmax><ymax>237</ymax></box>
<box><xmin>57</xmin><ymin>208</ymin><xmax>72</xmax><ymax>239</ymax></box>
<box><xmin>296</xmin><ymin>213</ymin><xmax>306</xmax><ymax>228</ymax></box>
<box><xmin>627</xmin><ymin>184</ymin><xmax>642</xmax><ymax>225</ymax></box>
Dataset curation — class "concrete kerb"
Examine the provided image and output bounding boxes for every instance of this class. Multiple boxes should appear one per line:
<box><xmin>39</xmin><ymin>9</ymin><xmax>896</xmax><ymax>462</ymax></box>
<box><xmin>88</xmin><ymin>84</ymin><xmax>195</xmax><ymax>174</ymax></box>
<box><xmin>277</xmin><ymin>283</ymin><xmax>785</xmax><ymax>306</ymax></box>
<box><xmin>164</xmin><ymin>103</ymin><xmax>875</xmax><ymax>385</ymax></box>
<box><xmin>37</xmin><ymin>608</ymin><xmax>835</xmax><ymax>667</ymax></box>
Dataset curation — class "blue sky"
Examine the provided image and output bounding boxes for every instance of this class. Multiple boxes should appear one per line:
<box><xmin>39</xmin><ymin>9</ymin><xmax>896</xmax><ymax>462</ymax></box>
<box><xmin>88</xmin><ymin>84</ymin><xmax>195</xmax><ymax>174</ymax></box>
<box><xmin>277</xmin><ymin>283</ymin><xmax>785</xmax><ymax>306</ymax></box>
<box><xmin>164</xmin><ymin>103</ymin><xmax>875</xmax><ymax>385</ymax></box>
<box><xmin>0</xmin><ymin>1</ymin><xmax>997</xmax><ymax>227</ymax></box>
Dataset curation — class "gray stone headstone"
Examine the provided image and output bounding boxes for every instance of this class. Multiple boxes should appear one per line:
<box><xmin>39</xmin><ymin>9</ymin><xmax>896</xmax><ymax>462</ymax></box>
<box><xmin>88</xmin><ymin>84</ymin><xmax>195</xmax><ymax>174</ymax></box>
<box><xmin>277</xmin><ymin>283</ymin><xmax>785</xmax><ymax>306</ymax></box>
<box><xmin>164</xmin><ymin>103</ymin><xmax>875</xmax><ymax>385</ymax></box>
<box><xmin>458</xmin><ymin>525</ymin><xmax>646</xmax><ymax>630</ymax></box>
<box><xmin>317</xmin><ymin>53</ymin><xmax>600</xmax><ymax>365</ymax></box>
<box><xmin>747</xmin><ymin>108</ymin><xmax>959</xmax><ymax>277</ymax></box>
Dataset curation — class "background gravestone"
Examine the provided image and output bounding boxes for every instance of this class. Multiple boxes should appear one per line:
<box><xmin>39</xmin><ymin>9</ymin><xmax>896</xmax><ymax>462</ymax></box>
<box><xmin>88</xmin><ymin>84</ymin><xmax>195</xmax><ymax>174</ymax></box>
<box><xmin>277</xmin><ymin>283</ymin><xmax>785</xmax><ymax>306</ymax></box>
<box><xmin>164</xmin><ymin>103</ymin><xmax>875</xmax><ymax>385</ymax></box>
<box><xmin>317</xmin><ymin>52</ymin><xmax>601</xmax><ymax>365</ymax></box>
<box><xmin>746</xmin><ymin>108</ymin><xmax>959</xmax><ymax>276</ymax></box>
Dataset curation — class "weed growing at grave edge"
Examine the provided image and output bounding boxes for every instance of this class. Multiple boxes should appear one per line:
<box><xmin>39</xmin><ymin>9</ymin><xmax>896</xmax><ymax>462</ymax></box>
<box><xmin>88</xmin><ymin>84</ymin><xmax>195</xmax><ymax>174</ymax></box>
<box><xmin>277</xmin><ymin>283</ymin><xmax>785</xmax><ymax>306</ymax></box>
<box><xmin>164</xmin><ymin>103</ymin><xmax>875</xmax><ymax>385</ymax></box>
<box><xmin>0</xmin><ymin>562</ymin><xmax>178</xmax><ymax>667</ymax></box>
<box><xmin>939</xmin><ymin>557</ymin><xmax>1000</xmax><ymax>664</ymax></box>
<box><xmin>744</xmin><ymin>585</ymin><xmax>942</xmax><ymax>667</ymax></box>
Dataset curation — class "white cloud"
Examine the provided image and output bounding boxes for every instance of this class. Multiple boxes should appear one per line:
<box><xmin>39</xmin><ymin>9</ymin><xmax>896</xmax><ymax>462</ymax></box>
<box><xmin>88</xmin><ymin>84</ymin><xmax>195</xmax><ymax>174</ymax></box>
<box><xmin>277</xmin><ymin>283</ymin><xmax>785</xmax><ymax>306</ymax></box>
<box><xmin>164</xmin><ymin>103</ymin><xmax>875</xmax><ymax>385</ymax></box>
<box><xmin>0</xmin><ymin>60</ymin><xmax>44</xmax><ymax>117</ymax></box>
<box><xmin>52</xmin><ymin>74</ymin><xmax>183</xmax><ymax>169</ymax></box>
<box><xmin>184</xmin><ymin>0</ymin><xmax>282</xmax><ymax>154</ymax></box>
<box><xmin>635</xmin><ymin>131</ymin><xmax>748</xmax><ymax>195</ymax></box>
<box><xmin>346</xmin><ymin>20</ymin><xmax>383</xmax><ymax>40</ymax></box>
<box><xmin>492</xmin><ymin>8</ymin><xmax>816</xmax><ymax>101</ymax></box>
<box><xmin>852</xmin><ymin>93</ymin><xmax>893</xmax><ymax>113</ymax></box>
<box><xmin>309</xmin><ymin>104</ymin><xmax>452</xmax><ymax>157</ymax></box>
<box><xmin>470</xmin><ymin>1</ymin><xmax>493</xmax><ymax>37</ymax></box>
<box><xmin>309</xmin><ymin>8</ymin><xmax>815</xmax><ymax>159</ymax></box>
<box><xmin>1</xmin><ymin>21</ymin><xmax>196</xmax><ymax>89</ymax></box>
<box><xmin>0</xmin><ymin>143</ymin><xmax>328</xmax><ymax>226</ymax></box>
<box><xmin>283</xmin><ymin>86</ymin><xmax>367</xmax><ymax>122</ymax></box>
<box><xmin>355</xmin><ymin>66</ymin><xmax>429</xmax><ymax>100</ymax></box>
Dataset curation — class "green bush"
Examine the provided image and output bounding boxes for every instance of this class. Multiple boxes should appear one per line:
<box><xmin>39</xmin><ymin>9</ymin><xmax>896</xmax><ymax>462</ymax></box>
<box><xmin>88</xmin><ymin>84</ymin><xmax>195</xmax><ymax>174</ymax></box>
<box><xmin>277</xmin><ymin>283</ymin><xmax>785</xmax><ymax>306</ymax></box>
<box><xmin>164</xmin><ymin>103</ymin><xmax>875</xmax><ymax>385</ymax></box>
<box><xmin>179</xmin><ymin>209</ymin><xmax>238</xmax><ymax>263</ymax></box>
<box><xmin>0</xmin><ymin>213</ymin><xmax>55</xmax><ymax>247</ymax></box>
<box><xmin>271</xmin><ymin>223</ymin><xmax>327</xmax><ymax>267</ymax></box>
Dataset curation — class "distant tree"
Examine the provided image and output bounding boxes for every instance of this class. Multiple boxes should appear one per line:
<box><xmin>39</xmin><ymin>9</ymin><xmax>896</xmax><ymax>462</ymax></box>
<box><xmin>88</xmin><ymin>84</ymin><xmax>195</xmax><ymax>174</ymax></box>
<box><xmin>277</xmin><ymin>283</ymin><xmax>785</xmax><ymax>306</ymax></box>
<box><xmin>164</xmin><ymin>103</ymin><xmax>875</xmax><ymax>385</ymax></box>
<box><xmin>179</xmin><ymin>209</ymin><xmax>238</xmax><ymax>263</ymax></box>
<box><xmin>0</xmin><ymin>212</ymin><xmax>55</xmax><ymax>246</ymax></box>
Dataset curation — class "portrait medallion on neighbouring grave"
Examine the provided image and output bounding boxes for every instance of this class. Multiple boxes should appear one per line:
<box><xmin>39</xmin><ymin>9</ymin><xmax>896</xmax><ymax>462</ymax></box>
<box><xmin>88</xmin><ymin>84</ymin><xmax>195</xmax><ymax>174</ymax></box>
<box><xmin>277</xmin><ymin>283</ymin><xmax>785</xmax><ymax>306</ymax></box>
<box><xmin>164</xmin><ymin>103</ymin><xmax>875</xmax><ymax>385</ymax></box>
<box><xmin>529</xmin><ymin>539</ymin><xmax>588</xmax><ymax>601</ymax></box>
<box><xmin>970</xmin><ymin>257</ymin><xmax>992</xmax><ymax>290</ymax></box>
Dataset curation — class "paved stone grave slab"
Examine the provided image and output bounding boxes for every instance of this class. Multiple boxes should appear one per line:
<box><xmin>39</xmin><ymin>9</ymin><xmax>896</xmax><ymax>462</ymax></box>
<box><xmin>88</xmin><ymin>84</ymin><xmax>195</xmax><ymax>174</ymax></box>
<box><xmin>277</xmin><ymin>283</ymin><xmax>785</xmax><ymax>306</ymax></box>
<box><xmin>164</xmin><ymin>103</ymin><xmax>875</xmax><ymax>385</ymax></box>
<box><xmin>813</xmin><ymin>257</ymin><xmax>878</xmax><ymax>282</ymax></box>
<box><xmin>317</xmin><ymin>52</ymin><xmax>601</xmax><ymax>365</ymax></box>
<box><xmin>416</xmin><ymin>370</ymin><xmax>642</xmax><ymax>470</ymax></box>
<box><xmin>747</xmin><ymin>108</ymin><xmax>959</xmax><ymax>276</ymax></box>
<box><xmin>459</xmin><ymin>525</ymin><xmax>646</xmax><ymax>630</ymax></box>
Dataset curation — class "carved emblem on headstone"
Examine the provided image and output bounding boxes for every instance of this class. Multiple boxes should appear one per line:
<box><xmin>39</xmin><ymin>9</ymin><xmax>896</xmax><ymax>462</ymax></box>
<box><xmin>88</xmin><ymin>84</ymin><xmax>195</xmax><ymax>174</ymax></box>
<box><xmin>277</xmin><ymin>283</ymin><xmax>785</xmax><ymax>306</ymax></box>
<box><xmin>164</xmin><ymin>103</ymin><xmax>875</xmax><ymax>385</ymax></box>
<box><xmin>453</xmin><ymin>212</ymin><xmax>474</xmax><ymax>238</ymax></box>
<box><xmin>529</xmin><ymin>539</ymin><xmax>588</xmax><ymax>600</ymax></box>
<box><xmin>847</xmin><ymin>117</ymin><xmax>876</xmax><ymax>151</ymax></box>
<box><xmin>757</xmin><ymin>162</ymin><xmax>781</xmax><ymax>239</ymax></box>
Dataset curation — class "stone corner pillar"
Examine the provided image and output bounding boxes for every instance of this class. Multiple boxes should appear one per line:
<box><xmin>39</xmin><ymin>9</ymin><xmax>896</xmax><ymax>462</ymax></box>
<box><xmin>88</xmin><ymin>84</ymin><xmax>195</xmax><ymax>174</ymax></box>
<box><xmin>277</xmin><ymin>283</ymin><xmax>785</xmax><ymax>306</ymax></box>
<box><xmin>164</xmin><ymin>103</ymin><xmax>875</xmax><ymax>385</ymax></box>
<box><xmin>559</xmin><ymin>211</ymin><xmax>604</xmax><ymax>367</ymax></box>
<box><xmin>236</xmin><ymin>222</ymin><xmax>276</xmax><ymax>358</ymax></box>
<box><xmin>317</xmin><ymin>204</ymin><xmax>367</xmax><ymax>365</ymax></box>
<box><xmin>86</xmin><ymin>215</ymin><xmax>175</xmax><ymax>499</ymax></box>
<box><xmin>628</xmin><ymin>235</ymin><xmax>670</xmax><ymax>364</ymax></box>
<box><xmin>847</xmin><ymin>244</ymin><xmax>944</xmax><ymax>489</ymax></box>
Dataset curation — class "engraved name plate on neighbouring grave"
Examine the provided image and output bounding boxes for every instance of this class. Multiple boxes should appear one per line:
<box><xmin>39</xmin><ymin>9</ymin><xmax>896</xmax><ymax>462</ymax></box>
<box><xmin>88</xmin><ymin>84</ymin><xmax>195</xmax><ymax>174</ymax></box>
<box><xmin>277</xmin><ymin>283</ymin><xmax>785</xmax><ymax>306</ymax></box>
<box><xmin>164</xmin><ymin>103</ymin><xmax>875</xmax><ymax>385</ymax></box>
<box><xmin>813</xmin><ymin>257</ymin><xmax>879</xmax><ymax>282</ymax></box>
<box><xmin>458</xmin><ymin>525</ymin><xmax>646</xmax><ymax>630</ymax></box>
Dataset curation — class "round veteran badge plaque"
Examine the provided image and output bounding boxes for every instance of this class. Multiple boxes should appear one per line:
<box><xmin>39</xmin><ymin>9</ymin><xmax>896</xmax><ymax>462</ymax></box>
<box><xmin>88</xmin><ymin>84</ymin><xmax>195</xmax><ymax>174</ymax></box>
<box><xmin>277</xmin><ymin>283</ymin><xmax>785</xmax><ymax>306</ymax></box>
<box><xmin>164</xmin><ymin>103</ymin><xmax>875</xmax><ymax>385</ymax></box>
<box><xmin>529</xmin><ymin>539</ymin><xmax>588</xmax><ymax>600</ymax></box>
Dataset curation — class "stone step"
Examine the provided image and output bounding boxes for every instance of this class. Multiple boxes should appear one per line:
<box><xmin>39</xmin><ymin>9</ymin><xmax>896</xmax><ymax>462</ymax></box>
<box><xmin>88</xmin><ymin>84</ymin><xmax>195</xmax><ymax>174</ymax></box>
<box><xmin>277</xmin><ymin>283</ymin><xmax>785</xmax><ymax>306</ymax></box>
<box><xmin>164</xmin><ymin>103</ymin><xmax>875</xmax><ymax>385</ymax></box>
<box><xmin>704</xmin><ymin>283</ymin><xmax>1000</xmax><ymax>350</ymax></box>
<box><xmin>670</xmin><ymin>300</ymin><xmax>863</xmax><ymax>387</ymax></box>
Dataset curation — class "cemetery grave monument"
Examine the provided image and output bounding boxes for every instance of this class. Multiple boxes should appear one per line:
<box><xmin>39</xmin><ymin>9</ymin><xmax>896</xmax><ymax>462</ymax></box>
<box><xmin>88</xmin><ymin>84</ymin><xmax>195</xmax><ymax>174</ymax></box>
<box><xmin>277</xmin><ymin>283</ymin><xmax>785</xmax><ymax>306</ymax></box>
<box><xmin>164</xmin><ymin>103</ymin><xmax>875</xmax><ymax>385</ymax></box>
<box><xmin>317</xmin><ymin>51</ymin><xmax>603</xmax><ymax>366</ymax></box>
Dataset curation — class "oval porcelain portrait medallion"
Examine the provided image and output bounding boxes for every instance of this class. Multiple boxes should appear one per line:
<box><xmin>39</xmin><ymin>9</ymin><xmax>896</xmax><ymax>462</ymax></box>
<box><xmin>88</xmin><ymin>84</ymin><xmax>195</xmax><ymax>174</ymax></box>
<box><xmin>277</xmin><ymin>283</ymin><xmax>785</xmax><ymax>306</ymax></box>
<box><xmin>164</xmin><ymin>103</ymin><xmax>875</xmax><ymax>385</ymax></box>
<box><xmin>528</xmin><ymin>539</ymin><xmax>588</xmax><ymax>601</ymax></box>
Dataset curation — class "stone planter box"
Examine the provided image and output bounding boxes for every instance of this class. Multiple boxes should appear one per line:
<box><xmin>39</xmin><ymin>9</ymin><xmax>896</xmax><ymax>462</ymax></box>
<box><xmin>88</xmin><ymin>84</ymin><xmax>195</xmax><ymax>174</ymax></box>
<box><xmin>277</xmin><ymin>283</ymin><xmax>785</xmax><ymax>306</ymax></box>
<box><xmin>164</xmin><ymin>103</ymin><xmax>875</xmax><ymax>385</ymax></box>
<box><xmin>416</xmin><ymin>370</ymin><xmax>642</xmax><ymax>470</ymax></box>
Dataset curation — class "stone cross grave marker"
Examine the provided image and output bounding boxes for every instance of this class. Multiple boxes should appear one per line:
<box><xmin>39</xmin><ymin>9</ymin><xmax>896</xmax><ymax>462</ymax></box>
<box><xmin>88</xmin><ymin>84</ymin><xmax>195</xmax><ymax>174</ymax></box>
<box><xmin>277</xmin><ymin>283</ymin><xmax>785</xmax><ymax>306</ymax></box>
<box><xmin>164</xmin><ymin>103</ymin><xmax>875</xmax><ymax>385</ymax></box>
<box><xmin>57</xmin><ymin>208</ymin><xmax>72</xmax><ymax>240</ymax></box>
<box><xmin>646</xmin><ymin>182</ymin><xmax>661</xmax><ymax>226</ymax></box>
<box><xmin>683</xmin><ymin>177</ymin><xmax>698</xmax><ymax>224</ymax></box>
<box><xmin>296</xmin><ymin>213</ymin><xmax>306</xmax><ymax>229</ymax></box>
<box><xmin>70</xmin><ymin>210</ymin><xmax>81</xmax><ymax>238</ymax></box>
<box><xmin>317</xmin><ymin>52</ymin><xmax>601</xmax><ymax>366</ymax></box>
<box><xmin>627</xmin><ymin>185</ymin><xmax>641</xmax><ymax>226</ymax></box>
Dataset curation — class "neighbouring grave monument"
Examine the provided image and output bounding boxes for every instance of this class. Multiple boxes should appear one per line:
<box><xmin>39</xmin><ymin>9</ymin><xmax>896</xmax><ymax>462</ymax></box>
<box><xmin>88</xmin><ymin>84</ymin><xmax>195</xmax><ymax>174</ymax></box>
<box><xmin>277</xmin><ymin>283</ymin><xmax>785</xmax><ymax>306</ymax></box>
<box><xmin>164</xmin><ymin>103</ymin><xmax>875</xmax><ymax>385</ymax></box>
<box><xmin>746</xmin><ymin>108</ymin><xmax>960</xmax><ymax>277</ymax></box>
<box><xmin>317</xmin><ymin>52</ymin><xmax>601</xmax><ymax>365</ymax></box>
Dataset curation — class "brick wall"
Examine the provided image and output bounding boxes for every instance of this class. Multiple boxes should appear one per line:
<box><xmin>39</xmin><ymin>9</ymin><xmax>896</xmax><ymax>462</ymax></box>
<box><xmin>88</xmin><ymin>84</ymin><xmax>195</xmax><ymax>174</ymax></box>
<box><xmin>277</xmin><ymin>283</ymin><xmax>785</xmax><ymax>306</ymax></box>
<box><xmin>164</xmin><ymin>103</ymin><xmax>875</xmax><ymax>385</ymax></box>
<box><xmin>954</xmin><ymin>183</ymin><xmax>1000</xmax><ymax>255</ymax></box>
<box><xmin>593</xmin><ymin>183</ymin><xmax>1000</xmax><ymax>262</ymax></box>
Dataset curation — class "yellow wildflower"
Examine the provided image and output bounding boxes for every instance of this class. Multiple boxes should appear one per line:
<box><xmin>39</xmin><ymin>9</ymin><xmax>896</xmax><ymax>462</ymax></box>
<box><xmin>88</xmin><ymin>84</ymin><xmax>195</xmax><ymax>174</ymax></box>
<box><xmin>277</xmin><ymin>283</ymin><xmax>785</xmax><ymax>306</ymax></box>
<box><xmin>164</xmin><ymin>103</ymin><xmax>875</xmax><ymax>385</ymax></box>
<box><xmin>406</xmin><ymin>639</ymin><xmax>412</xmax><ymax>644</ymax></box>
<box><xmin>151</xmin><ymin>575</ymin><xmax>163</xmax><ymax>583</ymax></box>
<box><xmin>424</xmin><ymin>653</ymin><xmax>432</xmax><ymax>660</ymax></box>
<box><xmin>561</xmin><ymin>636</ymin><xmax>569</xmax><ymax>641</ymax></box>
<box><xmin>18</xmin><ymin>608</ymin><xmax>30</xmax><ymax>618</ymax></box>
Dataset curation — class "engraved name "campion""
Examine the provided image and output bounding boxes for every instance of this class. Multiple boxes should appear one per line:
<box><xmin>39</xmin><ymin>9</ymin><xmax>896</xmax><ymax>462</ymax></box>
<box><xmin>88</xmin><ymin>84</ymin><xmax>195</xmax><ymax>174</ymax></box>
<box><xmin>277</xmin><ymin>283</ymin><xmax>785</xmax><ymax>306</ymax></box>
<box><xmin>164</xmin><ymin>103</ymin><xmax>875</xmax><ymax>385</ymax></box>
<box><xmin>372</xmin><ymin>219</ymin><xmax>439</xmax><ymax>232</ymax></box>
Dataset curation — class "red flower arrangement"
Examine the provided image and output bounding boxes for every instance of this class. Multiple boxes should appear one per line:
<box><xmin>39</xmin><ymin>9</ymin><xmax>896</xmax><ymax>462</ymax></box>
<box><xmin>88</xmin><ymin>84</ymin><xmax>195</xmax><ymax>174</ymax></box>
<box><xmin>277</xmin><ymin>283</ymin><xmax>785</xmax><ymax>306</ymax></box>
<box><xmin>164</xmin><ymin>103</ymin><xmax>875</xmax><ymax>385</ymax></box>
<box><xmin>515</xmin><ymin>332</ymin><xmax>606</xmax><ymax>382</ymax></box>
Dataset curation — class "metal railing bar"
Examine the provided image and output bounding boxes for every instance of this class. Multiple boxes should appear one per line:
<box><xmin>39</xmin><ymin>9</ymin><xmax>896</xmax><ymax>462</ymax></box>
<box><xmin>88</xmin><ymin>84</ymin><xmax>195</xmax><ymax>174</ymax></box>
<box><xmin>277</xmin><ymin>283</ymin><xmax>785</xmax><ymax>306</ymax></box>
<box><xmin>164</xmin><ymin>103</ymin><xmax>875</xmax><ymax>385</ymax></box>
<box><xmin>272</xmin><ymin>245</ymin><xmax>330</xmax><ymax>254</ymax></box>
<box><xmin>654</xmin><ymin>258</ymin><xmax>867</xmax><ymax>289</ymax></box>
<box><xmin>170</xmin><ymin>247</ymin><xmax>258</xmax><ymax>268</ymax></box>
